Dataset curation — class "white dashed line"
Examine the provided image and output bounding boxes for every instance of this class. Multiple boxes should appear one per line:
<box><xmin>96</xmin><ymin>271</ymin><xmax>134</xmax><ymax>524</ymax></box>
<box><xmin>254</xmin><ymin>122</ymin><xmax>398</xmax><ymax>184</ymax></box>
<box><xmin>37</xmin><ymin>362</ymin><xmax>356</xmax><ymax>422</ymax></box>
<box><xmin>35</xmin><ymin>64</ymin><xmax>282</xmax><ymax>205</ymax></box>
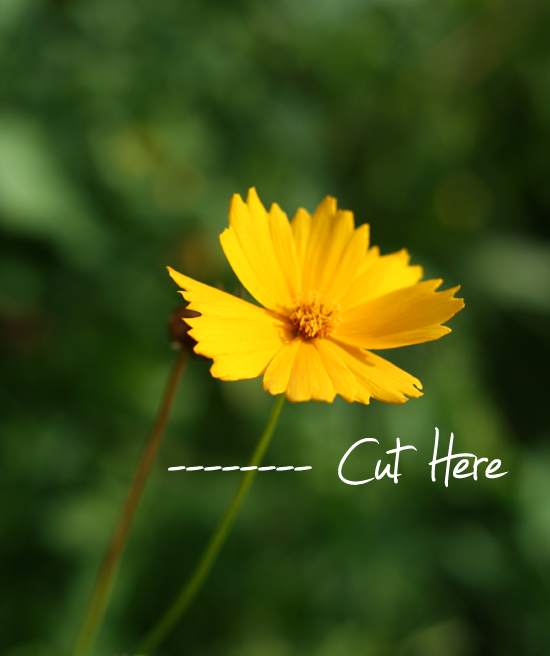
<box><xmin>169</xmin><ymin>465</ymin><xmax>311</xmax><ymax>472</ymax></box>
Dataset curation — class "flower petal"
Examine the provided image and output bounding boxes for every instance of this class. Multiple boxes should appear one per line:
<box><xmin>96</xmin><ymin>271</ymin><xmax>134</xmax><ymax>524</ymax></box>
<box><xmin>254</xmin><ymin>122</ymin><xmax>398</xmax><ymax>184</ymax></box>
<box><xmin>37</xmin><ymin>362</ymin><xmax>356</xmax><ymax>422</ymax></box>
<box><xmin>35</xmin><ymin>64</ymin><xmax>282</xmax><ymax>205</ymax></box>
<box><xmin>313</xmin><ymin>338</ymin><xmax>357</xmax><ymax>402</ymax></box>
<box><xmin>300</xmin><ymin>196</ymin><xmax>337</xmax><ymax>292</ymax></box>
<box><xmin>290</xmin><ymin>208</ymin><xmax>311</xmax><ymax>270</ymax></box>
<box><xmin>286</xmin><ymin>339</ymin><xmax>336</xmax><ymax>402</ymax></box>
<box><xmin>263</xmin><ymin>338</ymin><xmax>337</xmax><ymax>402</ymax></box>
<box><xmin>335</xmin><ymin>280</ymin><xmax>464</xmax><ymax>349</ymax></box>
<box><xmin>262</xmin><ymin>336</ymin><xmax>302</xmax><ymax>396</ymax></box>
<box><xmin>220</xmin><ymin>189</ymin><xmax>294</xmax><ymax>313</ymax></box>
<box><xmin>304</xmin><ymin>207</ymin><xmax>353</xmax><ymax>293</ymax></box>
<box><xmin>340</xmin><ymin>248</ymin><xmax>423</xmax><ymax>312</ymax></box>
<box><xmin>331</xmin><ymin>340</ymin><xmax>423</xmax><ymax>404</ymax></box>
<box><xmin>168</xmin><ymin>267</ymin><xmax>293</xmax><ymax>380</ymax></box>
<box><xmin>268</xmin><ymin>202</ymin><xmax>301</xmax><ymax>297</ymax></box>
<box><xmin>323</xmin><ymin>223</ymin><xmax>370</xmax><ymax>303</ymax></box>
<box><xmin>300</xmin><ymin>199</ymin><xmax>369</xmax><ymax>299</ymax></box>
<box><xmin>289</xmin><ymin>197</ymin><xmax>370</xmax><ymax>301</ymax></box>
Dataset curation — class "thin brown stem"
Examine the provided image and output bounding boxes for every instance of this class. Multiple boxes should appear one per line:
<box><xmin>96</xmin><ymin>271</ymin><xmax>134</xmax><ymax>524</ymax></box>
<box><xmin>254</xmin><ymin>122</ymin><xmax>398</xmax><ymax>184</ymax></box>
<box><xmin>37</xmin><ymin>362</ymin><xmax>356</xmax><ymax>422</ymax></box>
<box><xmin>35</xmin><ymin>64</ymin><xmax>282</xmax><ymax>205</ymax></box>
<box><xmin>72</xmin><ymin>350</ymin><xmax>188</xmax><ymax>656</ymax></box>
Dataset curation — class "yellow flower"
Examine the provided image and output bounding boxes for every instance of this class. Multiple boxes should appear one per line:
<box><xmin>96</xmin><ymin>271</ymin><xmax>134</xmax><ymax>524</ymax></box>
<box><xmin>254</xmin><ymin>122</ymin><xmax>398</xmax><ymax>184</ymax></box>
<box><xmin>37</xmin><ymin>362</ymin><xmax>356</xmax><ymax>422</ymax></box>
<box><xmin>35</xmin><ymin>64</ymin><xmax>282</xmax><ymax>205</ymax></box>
<box><xmin>168</xmin><ymin>189</ymin><xmax>464</xmax><ymax>404</ymax></box>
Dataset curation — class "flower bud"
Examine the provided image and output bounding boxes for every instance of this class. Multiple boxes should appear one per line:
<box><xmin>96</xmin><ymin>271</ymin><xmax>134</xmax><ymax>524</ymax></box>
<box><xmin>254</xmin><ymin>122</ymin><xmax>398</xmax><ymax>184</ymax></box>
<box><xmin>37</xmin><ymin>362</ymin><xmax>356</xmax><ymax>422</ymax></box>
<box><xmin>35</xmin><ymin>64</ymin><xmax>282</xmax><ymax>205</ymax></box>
<box><xmin>168</xmin><ymin>304</ymin><xmax>201</xmax><ymax>353</ymax></box>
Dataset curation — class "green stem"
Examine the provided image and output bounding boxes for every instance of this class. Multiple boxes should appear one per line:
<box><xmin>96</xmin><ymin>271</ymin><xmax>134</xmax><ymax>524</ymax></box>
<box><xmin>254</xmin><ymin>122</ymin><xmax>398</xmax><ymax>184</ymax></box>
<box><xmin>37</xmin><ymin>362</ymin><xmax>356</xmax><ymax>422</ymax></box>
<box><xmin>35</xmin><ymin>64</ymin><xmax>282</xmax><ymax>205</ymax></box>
<box><xmin>71</xmin><ymin>350</ymin><xmax>188</xmax><ymax>656</ymax></box>
<box><xmin>137</xmin><ymin>394</ymin><xmax>286</xmax><ymax>655</ymax></box>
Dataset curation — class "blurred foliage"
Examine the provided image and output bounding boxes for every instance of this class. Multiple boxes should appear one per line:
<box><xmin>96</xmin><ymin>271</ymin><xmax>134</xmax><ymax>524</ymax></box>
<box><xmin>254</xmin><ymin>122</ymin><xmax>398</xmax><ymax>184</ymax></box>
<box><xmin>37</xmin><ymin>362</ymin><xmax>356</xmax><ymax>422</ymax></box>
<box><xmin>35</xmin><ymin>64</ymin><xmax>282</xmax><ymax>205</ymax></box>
<box><xmin>1</xmin><ymin>0</ymin><xmax>550</xmax><ymax>654</ymax></box>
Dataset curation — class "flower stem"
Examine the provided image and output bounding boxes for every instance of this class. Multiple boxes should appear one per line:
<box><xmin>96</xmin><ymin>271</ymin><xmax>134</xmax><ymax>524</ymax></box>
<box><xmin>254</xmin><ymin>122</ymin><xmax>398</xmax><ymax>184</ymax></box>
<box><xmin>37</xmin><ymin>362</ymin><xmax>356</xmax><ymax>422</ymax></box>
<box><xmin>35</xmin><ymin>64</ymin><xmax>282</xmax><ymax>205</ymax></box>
<box><xmin>137</xmin><ymin>393</ymin><xmax>286</xmax><ymax>655</ymax></box>
<box><xmin>71</xmin><ymin>350</ymin><xmax>188</xmax><ymax>656</ymax></box>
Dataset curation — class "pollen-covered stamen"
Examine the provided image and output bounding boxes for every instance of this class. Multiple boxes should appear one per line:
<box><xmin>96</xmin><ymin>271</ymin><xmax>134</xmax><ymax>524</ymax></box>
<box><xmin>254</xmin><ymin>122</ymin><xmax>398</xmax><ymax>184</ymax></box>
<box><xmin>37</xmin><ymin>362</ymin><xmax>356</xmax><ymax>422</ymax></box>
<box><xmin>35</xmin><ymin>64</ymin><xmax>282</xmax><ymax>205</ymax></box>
<box><xmin>290</xmin><ymin>291</ymin><xmax>341</xmax><ymax>339</ymax></box>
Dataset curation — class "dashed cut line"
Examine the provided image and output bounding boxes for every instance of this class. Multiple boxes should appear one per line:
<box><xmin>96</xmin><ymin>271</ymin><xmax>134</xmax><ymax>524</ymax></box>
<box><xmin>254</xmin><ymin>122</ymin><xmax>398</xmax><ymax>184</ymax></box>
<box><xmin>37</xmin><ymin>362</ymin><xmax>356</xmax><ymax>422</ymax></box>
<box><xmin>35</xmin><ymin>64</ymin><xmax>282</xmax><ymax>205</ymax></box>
<box><xmin>168</xmin><ymin>465</ymin><xmax>312</xmax><ymax>472</ymax></box>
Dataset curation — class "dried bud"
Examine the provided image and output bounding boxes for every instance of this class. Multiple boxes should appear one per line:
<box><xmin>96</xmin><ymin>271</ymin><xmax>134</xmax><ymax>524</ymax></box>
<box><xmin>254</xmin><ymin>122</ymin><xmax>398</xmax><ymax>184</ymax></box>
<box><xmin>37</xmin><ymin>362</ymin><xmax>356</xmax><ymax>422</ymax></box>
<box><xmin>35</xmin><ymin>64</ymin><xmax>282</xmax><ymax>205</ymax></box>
<box><xmin>168</xmin><ymin>304</ymin><xmax>201</xmax><ymax>353</ymax></box>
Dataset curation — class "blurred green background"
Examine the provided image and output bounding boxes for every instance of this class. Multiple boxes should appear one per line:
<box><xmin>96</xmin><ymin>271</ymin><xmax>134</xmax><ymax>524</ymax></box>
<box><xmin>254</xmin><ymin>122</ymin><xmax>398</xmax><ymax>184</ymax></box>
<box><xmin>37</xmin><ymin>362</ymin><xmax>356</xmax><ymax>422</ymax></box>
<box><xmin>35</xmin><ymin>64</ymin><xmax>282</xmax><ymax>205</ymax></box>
<box><xmin>1</xmin><ymin>0</ymin><xmax>550</xmax><ymax>654</ymax></box>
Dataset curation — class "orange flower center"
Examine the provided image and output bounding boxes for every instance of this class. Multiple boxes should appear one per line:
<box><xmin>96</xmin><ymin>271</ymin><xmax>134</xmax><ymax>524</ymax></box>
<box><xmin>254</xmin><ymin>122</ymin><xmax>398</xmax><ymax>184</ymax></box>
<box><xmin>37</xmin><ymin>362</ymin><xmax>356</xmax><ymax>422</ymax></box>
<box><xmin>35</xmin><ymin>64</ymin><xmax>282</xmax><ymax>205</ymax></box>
<box><xmin>290</xmin><ymin>291</ymin><xmax>341</xmax><ymax>339</ymax></box>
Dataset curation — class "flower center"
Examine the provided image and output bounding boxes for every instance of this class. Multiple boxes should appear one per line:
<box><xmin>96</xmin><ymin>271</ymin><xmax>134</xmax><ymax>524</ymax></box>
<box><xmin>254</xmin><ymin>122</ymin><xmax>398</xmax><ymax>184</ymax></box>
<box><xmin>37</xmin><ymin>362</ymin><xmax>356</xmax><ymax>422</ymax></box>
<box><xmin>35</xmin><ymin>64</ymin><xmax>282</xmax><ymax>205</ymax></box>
<box><xmin>290</xmin><ymin>291</ymin><xmax>341</xmax><ymax>339</ymax></box>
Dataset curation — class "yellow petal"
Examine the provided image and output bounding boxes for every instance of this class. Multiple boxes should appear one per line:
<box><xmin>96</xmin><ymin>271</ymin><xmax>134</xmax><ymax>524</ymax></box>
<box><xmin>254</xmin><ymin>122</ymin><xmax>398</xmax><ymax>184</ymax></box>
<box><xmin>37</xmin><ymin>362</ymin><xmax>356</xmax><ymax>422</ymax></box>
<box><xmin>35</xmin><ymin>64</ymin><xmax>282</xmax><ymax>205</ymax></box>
<box><xmin>299</xmin><ymin>200</ymin><xmax>341</xmax><ymax>290</ymax></box>
<box><xmin>300</xmin><ymin>196</ymin><xmax>337</xmax><ymax>291</ymax></box>
<box><xmin>262</xmin><ymin>336</ymin><xmax>302</xmax><ymax>396</ymax></box>
<box><xmin>263</xmin><ymin>337</ymin><xmax>357</xmax><ymax>403</ymax></box>
<box><xmin>313</xmin><ymin>338</ymin><xmax>357</xmax><ymax>402</ymax></box>
<box><xmin>335</xmin><ymin>280</ymin><xmax>464</xmax><ymax>349</ymax></box>
<box><xmin>285</xmin><ymin>339</ymin><xmax>337</xmax><ymax>403</ymax></box>
<box><xmin>168</xmin><ymin>267</ymin><xmax>293</xmax><ymax>380</ymax></box>
<box><xmin>268</xmin><ymin>202</ymin><xmax>301</xmax><ymax>296</ymax></box>
<box><xmin>292</xmin><ymin>198</ymin><xmax>370</xmax><ymax>300</ymax></box>
<box><xmin>356</xmin><ymin>245</ymin><xmax>381</xmax><ymax>276</ymax></box>
<box><xmin>323</xmin><ymin>222</ymin><xmax>370</xmax><ymax>303</ymax></box>
<box><xmin>290</xmin><ymin>208</ymin><xmax>311</xmax><ymax>270</ymax></box>
<box><xmin>340</xmin><ymin>248</ymin><xmax>423</xmax><ymax>312</ymax></box>
<box><xmin>220</xmin><ymin>189</ymin><xmax>294</xmax><ymax>313</ymax></box>
<box><xmin>331</xmin><ymin>340</ymin><xmax>423</xmax><ymax>404</ymax></box>
<box><xmin>304</xmin><ymin>207</ymin><xmax>352</xmax><ymax>292</ymax></box>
